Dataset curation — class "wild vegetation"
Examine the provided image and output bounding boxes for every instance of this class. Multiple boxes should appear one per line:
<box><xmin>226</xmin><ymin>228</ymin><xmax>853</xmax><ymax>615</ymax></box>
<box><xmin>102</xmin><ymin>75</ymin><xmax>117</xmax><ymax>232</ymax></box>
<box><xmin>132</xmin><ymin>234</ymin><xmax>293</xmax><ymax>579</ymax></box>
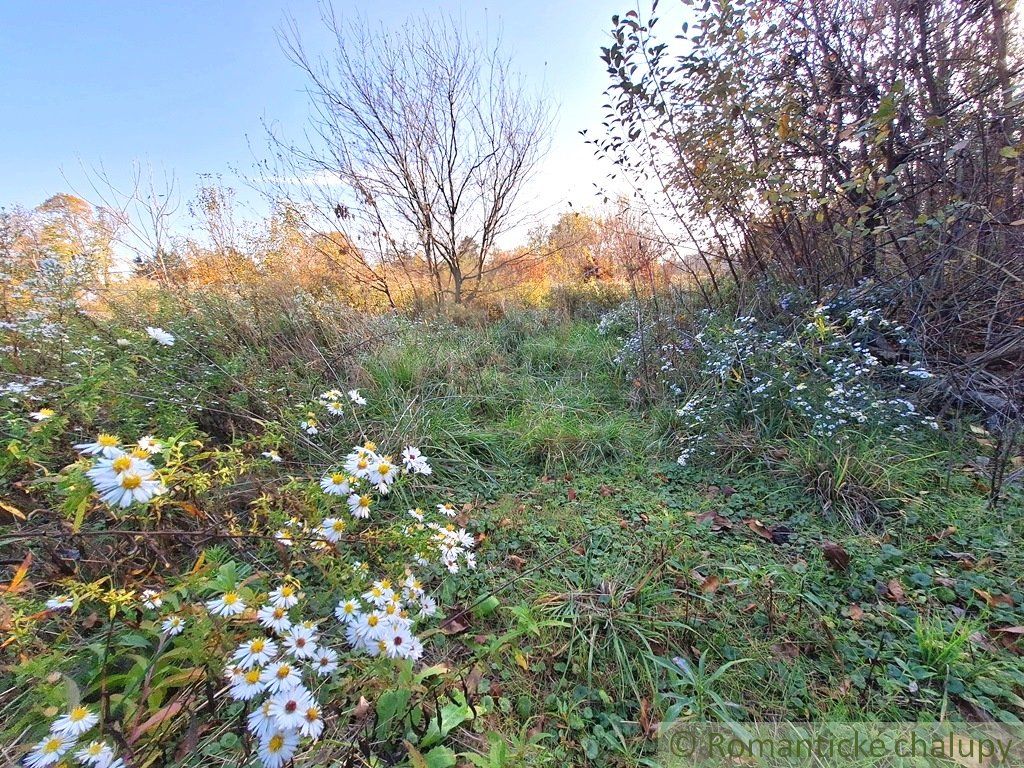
<box><xmin>2</xmin><ymin>1</ymin><xmax>1023</xmax><ymax>767</ymax></box>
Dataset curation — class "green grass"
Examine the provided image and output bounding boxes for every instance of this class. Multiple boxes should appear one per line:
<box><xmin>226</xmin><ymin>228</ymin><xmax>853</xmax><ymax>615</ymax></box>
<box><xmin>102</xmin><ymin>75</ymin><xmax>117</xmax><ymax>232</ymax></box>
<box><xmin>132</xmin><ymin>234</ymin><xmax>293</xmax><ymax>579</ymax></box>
<box><xmin>3</xmin><ymin>298</ymin><xmax>1023</xmax><ymax>768</ymax></box>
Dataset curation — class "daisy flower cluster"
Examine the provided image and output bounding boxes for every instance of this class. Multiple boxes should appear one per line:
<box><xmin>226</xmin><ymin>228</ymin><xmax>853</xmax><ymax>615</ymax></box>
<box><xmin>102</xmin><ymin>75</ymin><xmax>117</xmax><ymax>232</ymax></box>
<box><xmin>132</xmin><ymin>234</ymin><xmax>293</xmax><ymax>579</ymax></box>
<box><xmin>74</xmin><ymin>432</ymin><xmax>168</xmax><ymax>508</ymax></box>
<box><xmin>319</xmin><ymin>442</ymin><xmax>433</xmax><ymax>523</ymax></box>
<box><xmin>202</xmin><ymin>567</ymin><xmax>444</xmax><ymax>768</ymax></box>
<box><xmin>658</xmin><ymin>302</ymin><xmax>942</xmax><ymax>467</ymax></box>
<box><xmin>23</xmin><ymin>706</ymin><xmax>125</xmax><ymax>768</ymax></box>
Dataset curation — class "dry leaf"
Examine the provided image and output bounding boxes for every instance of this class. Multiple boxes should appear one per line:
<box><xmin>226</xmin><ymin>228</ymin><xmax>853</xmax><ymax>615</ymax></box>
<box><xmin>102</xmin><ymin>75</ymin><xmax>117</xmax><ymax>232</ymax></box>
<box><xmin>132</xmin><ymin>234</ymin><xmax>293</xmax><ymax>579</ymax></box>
<box><xmin>887</xmin><ymin>579</ymin><xmax>906</xmax><ymax>603</ymax></box>
<box><xmin>822</xmin><ymin>541</ymin><xmax>850</xmax><ymax>572</ymax></box>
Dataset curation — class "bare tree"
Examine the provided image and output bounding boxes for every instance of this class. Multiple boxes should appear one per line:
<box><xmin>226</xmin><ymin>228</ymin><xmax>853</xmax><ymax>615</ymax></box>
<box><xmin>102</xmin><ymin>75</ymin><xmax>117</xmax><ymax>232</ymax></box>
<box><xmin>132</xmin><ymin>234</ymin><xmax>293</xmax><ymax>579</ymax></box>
<box><xmin>274</xmin><ymin>6</ymin><xmax>550</xmax><ymax>305</ymax></box>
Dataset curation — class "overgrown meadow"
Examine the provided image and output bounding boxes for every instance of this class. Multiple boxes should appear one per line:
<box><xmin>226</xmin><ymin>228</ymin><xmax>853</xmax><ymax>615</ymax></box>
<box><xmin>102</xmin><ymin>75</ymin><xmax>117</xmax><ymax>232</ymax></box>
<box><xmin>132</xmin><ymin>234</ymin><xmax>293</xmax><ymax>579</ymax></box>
<box><xmin>2</xmin><ymin>263</ymin><xmax>1023</xmax><ymax>768</ymax></box>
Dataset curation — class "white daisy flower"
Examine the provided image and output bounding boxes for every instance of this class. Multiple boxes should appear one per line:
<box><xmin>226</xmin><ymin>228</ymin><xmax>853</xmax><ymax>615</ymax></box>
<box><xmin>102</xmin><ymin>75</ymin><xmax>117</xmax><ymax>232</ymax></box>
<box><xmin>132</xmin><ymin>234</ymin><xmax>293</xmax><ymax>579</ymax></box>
<box><xmin>299</xmin><ymin>701</ymin><xmax>325</xmax><ymax>740</ymax></box>
<box><xmin>283</xmin><ymin>624</ymin><xmax>318</xmax><ymax>659</ymax></box>
<box><xmin>408</xmin><ymin>507</ymin><xmax>424</xmax><ymax>522</ymax></box>
<box><xmin>96</xmin><ymin>469</ymin><xmax>166</xmax><ymax>508</ymax></box>
<box><xmin>228</xmin><ymin>666</ymin><xmax>266</xmax><ymax>701</ymax></box>
<box><xmin>260</xmin><ymin>661</ymin><xmax>301</xmax><ymax>694</ymax></box>
<box><xmin>319</xmin><ymin>472</ymin><xmax>351</xmax><ymax>496</ymax></box>
<box><xmin>262</xmin><ymin>450</ymin><xmax>282</xmax><ymax>463</ymax></box>
<box><xmin>74</xmin><ymin>433</ymin><xmax>122</xmax><ymax>458</ymax></box>
<box><xmin>437</xmin><ymin>503</ymin><xmax>457</xmax><ymax>518</ymax></box>
<box><xmin>162</xmin><ymin>615</ymin><xmax>185</xmax><ymax>636</ymax></box>
<box><xmin>232</xmin><ymin>637</ymin><xmax>278</xmax><ymax>669</ymax></box>
<box><xmin>23</xmin><ymin>733</ymin><xmax>76</xmax><ymax>768</ymax></box>
<box><xmin>46</xmin><ymin>595</ymin><xmax>73</xmax><ymax>611</ymax></box>
<box><xmin>334</xmin><ymin>598</ymin><xmax>360</xmax><ymax>624</ymax></box>
<box><xmin>30</xmin><ymin>408</ymin><xmax>55</xmax><ymax>421</ymax></box>
<box><xmin>256</xmin><ymin>604</ymin><xmax>292</xmax><ymax>635</ymax></box>
<box><xmin>136</xmin><ymin>436</ymin><xmax>162</xmax><ymax>454</ymax></box>
<box><xmin>348</xmin><ymin>389</ymin><xmax>366</xmax><ymax>405</ymax></box>
<box><xmin>324</xmin><ymin>400</ymin><xmax>344</xmax><ymax>416</ymax></box>
<box><xmin>145</xmin><ymin>326</ymin><xmax>175</xmax><ymax>346</ymax></box>
<box><xmin>313</xmin><ymin>647</ymin><xmax>339</xmax><ymax>676</ymax></box>
<box><xmin>268</xmin><ymin>584</ymin><xmax>300</xmax><ymax>609</ymax></box>
<box><xmin>247</xmin><ymin>699</ymin><xmax>275</xmax><ymax>738</ymax></box>
<box><xmin>140</xmin><ymin>589</ymin><xmax>163</xmax><ymax>610</ymax></box>
<box><xmin>320</xmin><ymin>517</ymin><xmax>347</xmax><ymax>543</ymax></box>
<box><xmin>257</xmin><ymin>729</ymin><xmax>299</xmax><ymax>768</ymax></box>
<box><xmin>74</xmin><ymin>741</ymin><xmax>116</xmax><ymax>766</ymax></box>
<box><xmin>267</xmin><ymin>686</ymin><xmax>313</xmax><ymax>730</ymax></box>
<box><xmin>206</xmin><ymin>591</ymin><xmax>246</xmax><ymax>617</ymax></box>
<box><xmin>51</xmin><ymin>705</ymin><xmax>98</xmax><ymax>736</ymax></box>
<box><xmin>347</xmin><ymin>493</ymin><xmax>372</xmax><ymax>519</ymax></box>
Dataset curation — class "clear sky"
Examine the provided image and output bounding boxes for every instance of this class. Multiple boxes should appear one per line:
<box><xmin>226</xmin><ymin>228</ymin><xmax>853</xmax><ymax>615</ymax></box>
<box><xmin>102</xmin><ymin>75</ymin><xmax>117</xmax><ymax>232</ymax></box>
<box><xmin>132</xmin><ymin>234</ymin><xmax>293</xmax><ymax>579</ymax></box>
<box><xmin>0</xmin><ymin>0</ymin><xmax>631</xmax><ymax>233</ymax></box>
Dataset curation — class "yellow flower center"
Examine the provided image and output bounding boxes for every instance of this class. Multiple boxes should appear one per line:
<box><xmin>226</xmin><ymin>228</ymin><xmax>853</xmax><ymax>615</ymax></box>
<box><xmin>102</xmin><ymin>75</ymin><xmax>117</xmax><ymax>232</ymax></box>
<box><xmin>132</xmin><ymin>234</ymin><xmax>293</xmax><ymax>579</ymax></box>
<box><xmin>269</xmin><ymin>734</ymin><xmax>284</xmax><ymax>751</ymax></box>
<box><xmin>276</xmin><ymin>665</ymin><xmax>291</xmax><ymax>679</ymax></box>
<box><xmin>364</xmin><ymin>441</ymin><xmax>377</xmax><ymax>452</ymax></box>
<box><xmin>357</xmin><ymin>458</ymin><xmax>368</xmax><ymax>470</ymax></box>
<box><xmin>131</xmin><ymin>447</ymin><xmax>150</xmax><ymax>458</ymax></box>
<box><xmin>331</xmin><ymin>473</ymin><xmax>345</xmax><ymax>484</ymax></box>
<box><xmin>112</xmin><ymin>456</ymin><xmax>132</xmax><ymax>472</ymax></box>
<box><xmin>121</xmin><ymin>473</ymin><xmax>142</xmax><ymax>490</ymax></box>
<box><xmin>98</xmin><ymin>434</ymin><xmax>119</xmax><ymax>447</ymax></box>
<box><xmin>378</xmin><ymin>462</ymin><xmax>392</xmax><ymax>476</ymax></box>
<box><xmin>245</xmin><ymin>669</ymin><xmax>261</xmax><ymax>683</ymax></box>
<box><xmin>281</xmin><ymin>586</ymin><xmax>294</xmax><ymax>597</ymax></box>
<box><xmin>306</xmin><ymin>707</ymin><xmax>320</xmax><ymax>721</ymax></box>
<box><xmin>359</xmin><ymin>495</ymin><xmax>371</xmax><ymax>508</ymax></box>
<box><xmin>367</xmin><ymin>615</ymin><xmax>378</xmax><ymax>627</ymax></box>
<box><xmin>273</xmin><ymin>607</ymin><xmax>285</xmax><ymax>619</ymax></box>
<box><xmin>223</xmin><ymin>592</ymin><xmax>238</xmax><ymax>605</ymax></box>
<box><xmin>332</xmin><ymin>521</ymin><xmax>345</xmax><ymax>533</ymax></box>
<box><xmin>43</xmin><ymin>737</ymin><xmax>63</xmax><ymax>754</ymax></box>
<box><xmin>70</xmin><ymin>706</ymin><xmax>88</xmax><ymax>721</ymax></box>
<box><xmin>251</xmin><ymin>639</ymin><xmax>265</xmax><ymax>653</ymax></box>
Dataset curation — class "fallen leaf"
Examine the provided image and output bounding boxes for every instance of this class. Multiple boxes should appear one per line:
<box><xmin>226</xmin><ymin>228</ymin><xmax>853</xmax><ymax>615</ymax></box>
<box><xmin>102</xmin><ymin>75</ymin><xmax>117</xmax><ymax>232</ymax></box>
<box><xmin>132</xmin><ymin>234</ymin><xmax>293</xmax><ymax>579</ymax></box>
<box><xmin>887</xmin><ymin>579</ymin><xmax>906</xmax><ymax>604</ymax></box>
<box><xmin>0</xmin><ymin>500</ymin><xmax>26</xmax><ymax>521</ymax></box>
<box><xmin>567</xmin><ymin>489</ymin><xmax>577</xmax><ymax>501</ymax></box>
<box><xmin>745</xmin><ymin>518</ymin><xmax>774</xmax><ymax>541</ymax></box>
<box><xmin>822</xmin><ymin>541</ymin><xmax>850</xmax><ymax>572</ymax></box>
<box><xmin>129</xmin><ymin>700</ymin><xmax>184</xmax><ymax>744</ymax></box>
<box><xmin>926</xmin><ymin>525</ymin><xmax>957</xmax><ymax>542</ymax></box>
<box><xmin>771</xmin><ymin>641</ymin><xmax>800</xmax><ymax>662</ymax></box>
<box><xmin>847</xmin><ymin>604</ymin><xmax>865</xmax><ymax>621</ymax></box>
<box><xmin>973</xmin><ymin>588</ymin><xmax>1014</xmax><ymax>608</ymax></box>
<box><xmin>696</xmin><ymin>509</ymin><xmax>732</xmax><ymax>531</ymax></box>
<box><xmin>1</xmin><ymin>552</ymin><xmax>32</xmax><ymax>594</ymax></box>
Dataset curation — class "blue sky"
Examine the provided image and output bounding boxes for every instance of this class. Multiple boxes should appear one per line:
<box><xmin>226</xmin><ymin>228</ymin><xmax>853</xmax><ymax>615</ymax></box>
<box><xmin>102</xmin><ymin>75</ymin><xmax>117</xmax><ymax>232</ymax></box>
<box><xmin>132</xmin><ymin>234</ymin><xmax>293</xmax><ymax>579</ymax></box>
<box><xmin>1</xmin><ymin>0</ymin><xmax>630</xmax><ymax>229</ymax></box>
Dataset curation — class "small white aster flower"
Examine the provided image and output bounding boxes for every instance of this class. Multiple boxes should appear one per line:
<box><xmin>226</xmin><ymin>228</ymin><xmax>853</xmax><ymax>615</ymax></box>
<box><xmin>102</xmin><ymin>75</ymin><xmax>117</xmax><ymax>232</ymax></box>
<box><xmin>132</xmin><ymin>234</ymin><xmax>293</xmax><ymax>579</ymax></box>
<box><xmin>320</xmin><ymin>472</ymin><xmax>351</xmax><ymax>496</ymax></box>
<box><xmin>46</xmin><ymin>595</ymin><xmax>73</xmax><ymax>611</ymax></box>
<box><xmin>30</xmin><ymin>408</ymin><xmax>56</xmax><ymax>421</ymax></box>
<box><xmin>206</xmin><ymin>591</ymin><xmax>246</xmax><ymax>617</ymax></box>
<box><xmin>74</xmin><ymin>433</ymin><xmax>122</xmax><ymax>458</ymax></box>
<box><xmin>140</xmin><ymin>589</ymin><xmax>163</xmax><ymax>609</ymax></box>
<box><xmin>162</xmin><ymin>615</ymin><xmax>185</xmax><ymax>636</ymax></box>
<box><xmin>257</xmin><ymin>603</ymin><xmax>292</xmax><ymax>635</ymax></box>
<box><xmin>257</xmin><ymin>728</ymin><xmax>299</xmax><ymax>768</ymax></box>
<box><xmin>262</xmin><ymin>449</ymin><xmax>282</xmax><ymax>463</ymax></box>
<box><xmin>136</xmin><ymin>436</ymin><xmax>162</xmax><ymax>454</ymax></box>
<box><xmin>232</xmin><ymin>636</ymin><xmax>278</xmax><ymax>668</ymax></box>
<box><xmin>268</xmin><ymin>584</ymin><xmax>300</xmax><ymax>609</ymax></box>
<box><xmin>348</xmin><ymin>388</ymin><xmax>366</xmax><ymax>405</ymax></box>
<box><xmin>51</xmin><ymin>705</ymin><xmax>98</xmax><ymax>736</ymax></box>
<box><xmin>23</xmin><ymin>733</ymin><xmax>76</xmax><ymax>768</ymax></box>
<box><xmin>314</xmin><ymin>647</ymin><xmax>339</xmax><ymax>676</ymax></box>
<box><xmin>145</xmin><ymin>326</ymin><xmax>175</xmax><ymax>346</ymax></box>
<box><xmin>347</xmin><ymin>493</ymin><xmax>372</xmax><ymax>519</ymax></box>
<box><xmin>334</xmin><ymin>597</ymin><xmax>360</xmax><ymax>624</ymax></box>
<box><xmin>260</xmin><ymin>660</ymin><xmax>301</xmax><ymax>694</ymax></box>
<box><xmin>74</xmin><ymin>740</ymin><xmax>116</xmax><ymax>766</ymax></box>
